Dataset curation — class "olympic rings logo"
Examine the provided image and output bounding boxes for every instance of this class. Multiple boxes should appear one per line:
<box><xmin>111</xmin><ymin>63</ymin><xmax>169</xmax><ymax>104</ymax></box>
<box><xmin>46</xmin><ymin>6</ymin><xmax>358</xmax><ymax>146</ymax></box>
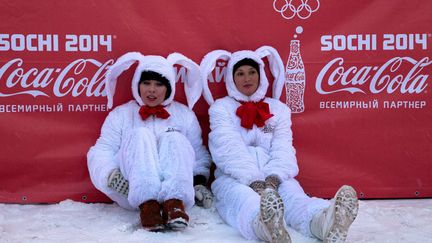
<box><xmin>273</xmin><ymin>0</ymin><xmax>320</xmax><ymax>20</ymax></box>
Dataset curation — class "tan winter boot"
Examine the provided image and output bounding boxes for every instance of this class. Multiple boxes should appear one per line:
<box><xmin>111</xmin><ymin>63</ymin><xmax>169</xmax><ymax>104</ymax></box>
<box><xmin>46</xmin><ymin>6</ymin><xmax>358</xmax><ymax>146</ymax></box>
<box><xmin>253</xmin><ymin>188</ymin><xmax>291</xmax><ymax>243</ymax></box>
<box><xmin>162</xmin><ymin>199</ymin><xmax>189</xmax><ymax>230</ymax></box>
<box><xmin>310</xmin><ymin>185</ymin><xmax>359</xmax><ymax>243</ymax></box>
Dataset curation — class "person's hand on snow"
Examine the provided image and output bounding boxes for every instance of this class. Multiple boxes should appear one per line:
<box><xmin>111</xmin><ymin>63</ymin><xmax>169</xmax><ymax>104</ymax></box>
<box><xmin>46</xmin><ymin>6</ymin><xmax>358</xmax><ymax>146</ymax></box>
<box><xmin>193</xmin><ymin>175</ymin><xmax>213</xmax><ymax>208</ymax></box>
<box><xmin>249</xmin><ymin>180</ymin><xmax>266</xmax><ymax>195</ymax></box>
<box><xmin>265</xmin><ymin>174</ymin><xmax>282</xmax><ymax>191</ymax></box>
<box><xmin>107</xmin><ymin>168</ymin><xmax>129</xmax><ymax>196</ymax></box>
<box><xmin>194</xmin><ymin>184</ymin><xmax>213</xmax><ymax>208</ymax></box>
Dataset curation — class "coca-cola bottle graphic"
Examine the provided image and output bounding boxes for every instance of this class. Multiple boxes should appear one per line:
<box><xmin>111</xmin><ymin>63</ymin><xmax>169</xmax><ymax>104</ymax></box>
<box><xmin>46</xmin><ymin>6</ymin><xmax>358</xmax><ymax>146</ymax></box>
<box><xmin>285</xmin><ymin>39</ymin><xmax>305</xmax><ymax>113</ymax></box>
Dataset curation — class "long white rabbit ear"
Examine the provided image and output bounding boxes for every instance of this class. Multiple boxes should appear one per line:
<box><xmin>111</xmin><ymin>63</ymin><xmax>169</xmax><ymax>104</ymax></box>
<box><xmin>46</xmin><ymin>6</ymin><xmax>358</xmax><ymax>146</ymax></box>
<box><xmin>199</xmin><ymin>50</ymin><xmax>231</xmax><ymax>105</ymax></box>
<box><xmin>255</xmin><ymin>46</ymin><xmax>285</xmax><ymax>99</ymax></box>
<box><xmin>105</xmin><ymin>52</ymin><xmax>144</xmax><ymax>109</ymax></box>
<box><xmin>167</xmin><ymin>53</ymin><xmax>202</xmax><ymax>109</ymax></box>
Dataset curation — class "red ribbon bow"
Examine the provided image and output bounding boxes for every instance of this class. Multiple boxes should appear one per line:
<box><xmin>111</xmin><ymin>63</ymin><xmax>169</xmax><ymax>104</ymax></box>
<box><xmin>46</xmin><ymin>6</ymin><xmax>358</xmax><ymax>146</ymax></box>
<box><xmin>236</xmin><ymin>100</ymin><xmax>273</xmax><ymax>129</ymax></box>
<box><xmin>139</xmin><ymin>105</ymin><xmax>170</xmax><ymax>120</ymax></box>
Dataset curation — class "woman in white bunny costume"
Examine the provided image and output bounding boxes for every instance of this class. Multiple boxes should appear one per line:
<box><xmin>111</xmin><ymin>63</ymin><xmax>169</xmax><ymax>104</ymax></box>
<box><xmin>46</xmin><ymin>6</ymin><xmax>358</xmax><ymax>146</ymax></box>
<box><xmin>87</xmin><ymin>52</ymin><xmax>212</xmax><ymax>231</ymax></box>
<box><xmin>200</xmin><ymin>46</ymin><xmax>359</xmax><ymax>243</ymax></box>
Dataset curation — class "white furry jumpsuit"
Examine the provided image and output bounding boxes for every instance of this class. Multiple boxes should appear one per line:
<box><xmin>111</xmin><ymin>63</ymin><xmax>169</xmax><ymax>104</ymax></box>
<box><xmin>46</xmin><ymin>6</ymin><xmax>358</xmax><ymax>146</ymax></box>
<box><xmin>87</xmin><ymin>52</ymin><xmax>211</xmax><ymax>211</ymax></box>
<box><xmin>201</xmin><ymin>47</ymin><xmax>330</xmax><ymax>240</ymax></box>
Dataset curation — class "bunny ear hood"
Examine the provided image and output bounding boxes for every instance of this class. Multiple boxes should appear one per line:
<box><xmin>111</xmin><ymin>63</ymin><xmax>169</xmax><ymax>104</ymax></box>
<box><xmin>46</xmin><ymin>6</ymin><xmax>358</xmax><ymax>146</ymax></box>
<box><xmin>199</xmin><ymin>50</ymin><xmax>232</xmax><ymax>105</ymax></box>
<box><xmin>133</xmin><ymin>55</ymin><xmax>176</xmax><ymax>107</ymax></box>
<box><xmin>255</xmin><ymin>46</ymin><xmax>285</xmax><ymax>100</ymax></box>
<box><xmin>105</xmin><ymin>52</ymin><xmax>202</xmax><ymax>110</ymax></box>
<box><xmin>199</xmin><ymin>45</ymin><xmax>285</xmax><ymax>104</ymax></box>
<box><xmin>105</xmin><ymin>52</ymin><xmax>144</xmax><ymax>109</ymax></box>
<box><xmin>226</xmin><ymin>50</ymin><xmax>268</xmax><ymax>102</ymax></box>
<box><xmin>167</xmin><ymin>53</ymin><xmax>202</xmax><ymax>109</ymax></box>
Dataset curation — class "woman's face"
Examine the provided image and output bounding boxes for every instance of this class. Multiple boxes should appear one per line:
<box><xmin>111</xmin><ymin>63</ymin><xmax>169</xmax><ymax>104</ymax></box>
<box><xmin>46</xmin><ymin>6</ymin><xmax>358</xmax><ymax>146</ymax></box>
<box><xmin>139</xmin><ymin>80</ymin><xmax>167</xmax><ymax>107</ymax></box>
<box><xmin>233</xmin><ymin>65</ymin><xmax>260</xmax><ymax>97</ymax></box>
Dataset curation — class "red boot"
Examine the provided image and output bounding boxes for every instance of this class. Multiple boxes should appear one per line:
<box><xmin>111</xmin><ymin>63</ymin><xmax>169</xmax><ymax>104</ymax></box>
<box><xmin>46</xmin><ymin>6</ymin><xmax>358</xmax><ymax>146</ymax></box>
<box><xmin>139</xmin><ymin>200</ymin><xmax>164</xmax><ymax>231</ymax></box>
<box><xmin>162</xmin><ymin>199</ymin><xmax>189</xmax><ymax>230</ymax></box>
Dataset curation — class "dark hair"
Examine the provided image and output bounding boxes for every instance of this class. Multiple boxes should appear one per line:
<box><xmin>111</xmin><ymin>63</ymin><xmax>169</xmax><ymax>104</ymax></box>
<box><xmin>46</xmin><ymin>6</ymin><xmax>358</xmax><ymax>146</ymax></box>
<box><xmin>139</xmin><ymin>71</ymin><xmax>172</xmax><ymax>99</ymax></box>
<box><xmin>233</xmin><ymin>58</ymin><xmax>260</xmax><ymax>77</ymax></box>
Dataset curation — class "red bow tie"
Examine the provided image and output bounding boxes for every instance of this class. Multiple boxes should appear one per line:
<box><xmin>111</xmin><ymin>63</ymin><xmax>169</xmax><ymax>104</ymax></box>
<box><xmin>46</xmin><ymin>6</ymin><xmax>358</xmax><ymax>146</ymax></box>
<box><xmin>139</xmin><ymin>105</ymin><xmax>170</xmax><ymax>120</ymax></box>
<box><xmin>236</xmin><ymin>100</ymin><xmax>273</xmax><ymax>129</ymax></box>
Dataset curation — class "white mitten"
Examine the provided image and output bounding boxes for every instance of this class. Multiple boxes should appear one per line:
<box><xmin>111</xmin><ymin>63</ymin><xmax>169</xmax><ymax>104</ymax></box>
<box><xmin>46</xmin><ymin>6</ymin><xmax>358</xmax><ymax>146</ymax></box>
<box><xmin>194</xmin><ymin>185</ymin><xmax>213</xmax><ymax>209</ymax></box>
<box><xmin>107</xmin><ymin>168</ymin><xmax>129</xmax><ymax>196</ymax></box>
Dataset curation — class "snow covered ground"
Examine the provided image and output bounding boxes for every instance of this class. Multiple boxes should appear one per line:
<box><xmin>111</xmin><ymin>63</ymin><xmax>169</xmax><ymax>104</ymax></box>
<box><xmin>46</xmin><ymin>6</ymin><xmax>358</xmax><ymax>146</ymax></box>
<box><xmin>1</xmin><ymin>199</ymin><xmax>431</xmax><ymax>243</ymax></box>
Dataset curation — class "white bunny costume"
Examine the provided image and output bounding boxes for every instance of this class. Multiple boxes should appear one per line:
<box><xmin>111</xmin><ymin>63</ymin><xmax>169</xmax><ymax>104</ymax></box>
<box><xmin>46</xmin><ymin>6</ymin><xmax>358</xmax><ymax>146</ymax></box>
<box><xmin>201</xmin><ymin>46</ymin><xmax>329</xmax><ymax>239</ymax></box>
<box><xmin>88</xmin><ymin>52</ymin><xmax>211</xmax><ymax>210</ymax></box>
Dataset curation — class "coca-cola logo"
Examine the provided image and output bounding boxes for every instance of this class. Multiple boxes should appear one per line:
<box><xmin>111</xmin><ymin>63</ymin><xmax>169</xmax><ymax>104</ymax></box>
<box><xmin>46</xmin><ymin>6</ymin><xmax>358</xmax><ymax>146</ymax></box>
<box><xmin>0</xmin><ymin>58</ymin><xmax>112</xmax><ymax>98</ymax></box>
<box><xmin>316</xmin><ymin>57</ymin><xmax>431</xmax><ymax>95</ymax></box>
<box><xmin>317</xmin><ymin>32</ymin><xmax>431</xmax><ymax>99</ymax></box>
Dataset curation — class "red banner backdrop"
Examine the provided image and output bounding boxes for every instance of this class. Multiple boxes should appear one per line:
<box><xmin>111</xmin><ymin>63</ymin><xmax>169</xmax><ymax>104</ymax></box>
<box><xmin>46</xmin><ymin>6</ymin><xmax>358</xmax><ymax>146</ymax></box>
<box><xmin>1</xmin><ymin>0</ymin><xmax>431</xmax><ymax>203</ymax></box>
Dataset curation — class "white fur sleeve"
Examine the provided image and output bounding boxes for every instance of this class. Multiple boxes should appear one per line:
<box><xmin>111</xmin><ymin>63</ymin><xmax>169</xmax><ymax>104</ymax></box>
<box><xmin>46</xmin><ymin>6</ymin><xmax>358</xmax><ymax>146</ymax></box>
<box><xmin>262</xmin><ymin>103</ymin><xmax>299</xmax><ymax>180</ymax></box>
<box><xmin>208</xmin><ymin>101</ymin><xmax>265</xmax><ymax>185</ymax></box>
<box><xmin>185</xmin><ymin>110</ymin><xmax>211</xmax><ymax>180</ymax></box>
<box><xmin>87</xmin><ymin>108</ymin><xmax>123</xmax><ymax>195</ymax></box>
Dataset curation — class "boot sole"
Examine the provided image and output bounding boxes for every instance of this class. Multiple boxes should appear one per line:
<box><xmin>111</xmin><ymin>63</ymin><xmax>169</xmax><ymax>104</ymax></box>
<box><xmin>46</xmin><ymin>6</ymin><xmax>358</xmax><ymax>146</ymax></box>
<box><xmin>260</xmin><ymin>188</ymin><xmax>291</xmax><ymax>243</ymax></box>
<box><xmin>167</xmin><ymin>218</ymin><xmax>188</xmax><ymax>230</ymax></box>
<box><xmin>144</xmin><ymin>224</ymin><xmax>165</xmax><ymax>232</ymax></box>
<box><xmin>324</xmin><ymin>185</ymin><xmax>359</xmax><ymax>243</ymax></box>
